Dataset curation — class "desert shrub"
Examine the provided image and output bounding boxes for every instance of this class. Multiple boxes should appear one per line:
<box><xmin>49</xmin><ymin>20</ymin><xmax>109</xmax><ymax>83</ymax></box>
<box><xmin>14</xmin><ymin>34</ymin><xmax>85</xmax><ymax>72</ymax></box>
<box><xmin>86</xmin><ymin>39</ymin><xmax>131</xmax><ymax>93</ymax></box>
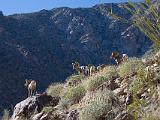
<box><xmin>142</xmin><ymin>108</ymin><xmax>160</xmax><ymax>120</ymax></box>
<box><xmin>129</xmin><ymin>67</ymin><xmax>156</xmax><ymax>95</ymax></box>
<box><xmin>128</xmin><ymin>68</ymin><xmax>157</xmax><ymax>119</ymax></box>
<box><xmin>118</xmin><ymin>57</ymin><xmax>145</xmax><ymax>77</ymax></box>
<box><xmin>58</xmin><ymin>99</ymin><xmax>72</xmax><ymax>112</ymax></box>
<box><xmin>46</xmin><ymin>83</ymin><xmax>64</xmax><ymax>97</ymax></box>
<box><xmin>66</xmin><ymin>74</ymin><xmax>85</xmax><ymax>87</ymax></box>
<box><xmin>129</xmin><ymin>69</ymin><xmax>147</xmax><ymax>94</ymax></box>
<box><xmin>85</xmin><ymin>66</ymin><xmax>118</xmax><ymax>91</ymax></box>
<box><xmin>85</xmin><ymin>76</ymin><xmax>107</xmax><ymax>91</ymax></box>
<box><xmin>129</xmin><ymin>77</ymin><xmax>145</xmax><ymax>95</ymax></box>
<box><xmin>61</xmin><ymin>85</ymin><xmax>86</xmax><ymax>104</ymax></box>
<box><xmin>79</xmin><ymin>90</ymin><xmax>116</xmax><ymax>120</ymax></box>
<box><xmin>1</xmin><ymin>109</ymin><xmax>10</xmax><ymax>120</ymax></box>
<box><xmin>99</xmin><ymin>66</ymin><xmax>118</xmax><ymax>79</ymax></box>
<box><xmin>128</xmin><ymin>97</ymin><xmax>160</xmax><ymax>120</ymax></box>
<box><xmin>127</xmin><ymin>98</ymin><xmax>147</xmax><ymax>120</ymax></box>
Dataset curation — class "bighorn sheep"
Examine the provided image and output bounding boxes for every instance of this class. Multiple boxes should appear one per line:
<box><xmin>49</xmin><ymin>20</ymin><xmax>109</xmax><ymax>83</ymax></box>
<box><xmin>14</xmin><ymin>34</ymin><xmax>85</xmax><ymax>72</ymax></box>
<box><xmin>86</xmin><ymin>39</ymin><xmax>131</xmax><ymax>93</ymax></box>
<box><xmin>72</xmin><ymin>62</ymin><xmax>85</xmax><ymax>75</ymax></box>
<box><xmin>88</xmin><ymin>64</ymin><xmax>96</xmax><ymax>76</ymax></box>
<box><xmin>72</xmin><ymin>62</ymin><xmax>96</xmax><ymax>76</ymax></box>
<box><xmin>25</xmin><ymin>79</ymin><xmax>37</xmax><ymax>97</ymax></box>
<box><xmin>110</xmin><ymin>52</ymin><xmax>123</xmax><ymax>65</ymax></box>
<box><xmin>122</xmin><ymin>54</ymin><xmax>129</xmax><ymax>62</ymax></box>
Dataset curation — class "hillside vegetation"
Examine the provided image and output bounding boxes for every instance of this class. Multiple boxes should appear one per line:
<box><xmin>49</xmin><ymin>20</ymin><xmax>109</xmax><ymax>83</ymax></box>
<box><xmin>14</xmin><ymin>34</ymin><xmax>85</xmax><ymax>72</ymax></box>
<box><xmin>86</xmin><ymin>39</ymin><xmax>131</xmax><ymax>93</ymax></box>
<box><xmin>3</xmin><ymin>48</ymin><xmax>160</xmax><ymax>120</ymax></box>
<box><xmin>18</xmin><ymin>48</ymin><xmax>159</xmax><ymax>120</ymax></box>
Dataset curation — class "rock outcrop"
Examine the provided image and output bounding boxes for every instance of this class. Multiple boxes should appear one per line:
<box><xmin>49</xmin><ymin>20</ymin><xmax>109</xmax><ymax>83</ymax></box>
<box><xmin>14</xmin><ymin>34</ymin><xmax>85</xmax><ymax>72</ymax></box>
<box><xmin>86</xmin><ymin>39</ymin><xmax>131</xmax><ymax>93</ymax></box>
<box><xmin>11</xmin><ymin>93</ymin><xmax>59</xmax><ymax>120</ymax></box>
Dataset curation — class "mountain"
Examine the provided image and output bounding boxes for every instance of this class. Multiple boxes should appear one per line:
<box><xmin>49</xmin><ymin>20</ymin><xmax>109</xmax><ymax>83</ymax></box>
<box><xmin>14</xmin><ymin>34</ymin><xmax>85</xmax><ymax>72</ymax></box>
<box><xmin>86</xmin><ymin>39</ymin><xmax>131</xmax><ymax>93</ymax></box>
<box><xmin>0</xmin><ymin>3</ymin><xmax>152</xmax><ymax>113</ymax></box>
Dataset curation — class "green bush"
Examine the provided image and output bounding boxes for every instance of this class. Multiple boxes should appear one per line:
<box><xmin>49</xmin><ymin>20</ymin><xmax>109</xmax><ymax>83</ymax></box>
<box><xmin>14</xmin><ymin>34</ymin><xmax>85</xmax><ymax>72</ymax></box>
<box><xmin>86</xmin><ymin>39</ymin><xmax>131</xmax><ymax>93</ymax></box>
<box><xmin>62</xmin><ymin>85</ymin><xmax>86</xmax><ymax>104</ymax></box>
<box><xmin>100</xmin><ymin>66</ymin><xmax>118</xmax><ymax>79</ymax></box>
<box><xmin>58</xmin><ymin>99</ymin><xmax>72</xmax><ymax>111</ymax></box>
<box><xmin>46</xmin><ymin>83</ymin><xmax>64</xmax><ymax>97</ymax></box>
<box><xmin>79</xmin><ymin>90</ymin><xmax>116</xmax><ymax>120</ymax></box>
<box><xmin>129</xmin><ymin>69</ymin><xmax>146</xmax><ymax>94</ymax></box>
<box><xmin>129</xmin><ymin>68</ymin><xmax>155</xmax><ymax>95</ymax></box>
<box><xmin>129</xmin><ymin>77</ymin><xmax>145</xmax><ymax>95</ymax></box>
<box><xmin>85</xmin><ymin>76</ymin><xmax>107</xmax><ymax>91</ymax></box>
<box><xmin>66</xmin><ymin>75</ymin><xmax>85</xmax><ymax>87</ymax></box>
<box><xmin>128</xmin><ymin>68</ymin><xmax>157</xmax><ymax>119</ymax></box>
<box><xmin>118</xmin><ymin>57</ymin><xmax>145</xmax><ymax>77</ymax></box>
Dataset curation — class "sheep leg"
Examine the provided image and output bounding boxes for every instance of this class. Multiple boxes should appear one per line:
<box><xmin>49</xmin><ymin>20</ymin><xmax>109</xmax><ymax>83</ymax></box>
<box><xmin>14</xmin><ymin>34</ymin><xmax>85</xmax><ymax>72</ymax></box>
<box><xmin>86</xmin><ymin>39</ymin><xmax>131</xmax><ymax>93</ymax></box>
<box><xmin>33</xmin><ymin>89</ymin><xmax>36</xmax><ymax>96</ymax></box>
<box><xmin>90</xmin><ymin>69</ymin><xmax>92</xmax><ymax>76</ymax></box>
<box><xmin>30</xmin><ymin>90</ymin><xmax>33</xmax><ymax>97</ymax></box>
<box><xmin>28</xmin><ymin>88</ymin><xmax>30</xmax><ymax>97</ymax></box>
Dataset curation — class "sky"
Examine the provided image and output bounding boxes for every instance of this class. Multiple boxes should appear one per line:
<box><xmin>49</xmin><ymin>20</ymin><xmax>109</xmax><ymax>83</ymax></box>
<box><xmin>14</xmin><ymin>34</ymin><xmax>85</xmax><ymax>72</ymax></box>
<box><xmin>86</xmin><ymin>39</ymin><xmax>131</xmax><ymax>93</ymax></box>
<box><xmin>0</xmin><ymin>0</ymin><xmax>142</xmax><ymax>15</ymax></box>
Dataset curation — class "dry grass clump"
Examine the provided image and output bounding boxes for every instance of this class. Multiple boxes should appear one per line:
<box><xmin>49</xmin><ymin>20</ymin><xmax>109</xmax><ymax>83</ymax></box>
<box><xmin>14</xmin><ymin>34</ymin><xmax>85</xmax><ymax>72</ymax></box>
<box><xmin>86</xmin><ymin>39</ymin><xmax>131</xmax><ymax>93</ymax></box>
<box><xmin>46</xmin><ymin>83</ymin><xmax>64</xmax><ymax>97</ymax></box>
<box><xmin>98</xmin><ymin>66</ymin><xmax>118</xmax><ymax>79</ymax></box>
<box><xmin>85</xmin><ymin>66</ymin><xmax>118</xmax><ymax>91</ymax></box>
<box><xmin>142</xmin><ymin>107</ymin><xmax>160</xmax><ymax>120</ymax></box>
<box><xmin>79</xmin><ymin>90</ymin><xmax>116</xmax><ymax>120</ymax></box>
<box><xmin>61</xmin><ymin>85</ymin><xmax>86</xmax><ymax>104</ymax></box>
<box><xmin>129</xmin><ymin>69</ymin><xmax>147</xmax><ymax>94</ymax></box>
<box><xmin>129</xmin><ymin>67</ymin><xmax>156</xmax><ymax>95</ymax></box>
<box><xmin>127</xmin><ymin>67</ymin><xmax>158</xmax><ymax>119</ymax></box>
<box><xmin>85</xmin><ymin>76</ymin><xmax>107</xmax><ymax>91</ymax></box>
<box><xmin>66</xmin><ymin>74</ymin><xmax>85</xmax><ymax>87</ymax></box>
<box><xmin>58</xmin><ymin>99</ymin><xmax>72</xmax><ymax>112</ymax></box>
<box><xmin>118</xmin><ymin>57</ymin><xmax>145</xmax><ymax>78</ymax></box>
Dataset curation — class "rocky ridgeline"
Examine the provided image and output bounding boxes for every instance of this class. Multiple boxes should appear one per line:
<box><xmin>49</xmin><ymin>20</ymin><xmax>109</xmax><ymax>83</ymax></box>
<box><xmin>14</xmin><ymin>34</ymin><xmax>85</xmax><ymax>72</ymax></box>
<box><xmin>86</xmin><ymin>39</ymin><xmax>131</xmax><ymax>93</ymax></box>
<box><xmin>10</xmin><ymin>50</ymin><xmax>160</xmax><ymax>120</ymax></box>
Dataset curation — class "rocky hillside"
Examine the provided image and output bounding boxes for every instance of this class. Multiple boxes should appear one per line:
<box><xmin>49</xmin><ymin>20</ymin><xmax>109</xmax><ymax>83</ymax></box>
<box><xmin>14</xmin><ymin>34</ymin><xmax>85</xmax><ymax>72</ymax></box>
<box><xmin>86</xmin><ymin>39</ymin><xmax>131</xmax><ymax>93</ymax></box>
<box><xmin>0</xmin><ymin>3</ymin><xmax>151</xmax><ymax>113</ymax></box>
<box><xmin>10</xmin><ymin>48</ymin><xmax>160</xmax><ymax>120</ymax></box>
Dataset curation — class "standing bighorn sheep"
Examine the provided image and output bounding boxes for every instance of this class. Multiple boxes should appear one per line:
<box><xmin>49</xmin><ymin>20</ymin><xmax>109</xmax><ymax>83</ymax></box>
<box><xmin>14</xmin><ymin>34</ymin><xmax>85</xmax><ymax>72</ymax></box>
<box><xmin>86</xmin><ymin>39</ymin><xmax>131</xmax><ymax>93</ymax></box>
<box><xmin>72</xmin><ymin>62</ymin><xmax>85</xmax><ymax>75</ymax></box>
<box><xmin>122</xmin><ymin>54</ymin><xmax>129</xmax><ymax>62</ymax></box>
<box><xmin>25</xmin><ymin>79</ymin><xmax>37</xmax><ymax>97</ymax></box>
<box><xmin>72</xmin><ymin>62</ymin><xmax>97</xmax><ymax>76</ymax></box>
<box><xmin>87</xmin><ymin>64</ymin><xmax>96</xmax><ymax>76</ymax></box>
<box><xmin>110</xmin><ymin>52</ymin><xmax>123</xmax><ymax>65</ymax></box>
<box><xmin>111</xmin><ymin>52</ymin><xmax>128</xmax><ymax>65</ymax></box>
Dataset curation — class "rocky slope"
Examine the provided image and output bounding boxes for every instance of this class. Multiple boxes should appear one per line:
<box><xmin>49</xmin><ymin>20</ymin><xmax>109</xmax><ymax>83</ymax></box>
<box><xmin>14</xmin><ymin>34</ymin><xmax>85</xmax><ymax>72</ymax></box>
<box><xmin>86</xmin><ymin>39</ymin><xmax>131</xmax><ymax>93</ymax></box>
<box><xmin>10</xmin><ymin>49</ymin><xmax>160</xmax><ymax>120</ymax></box>
<box><xmin>0</xmin><ymin>3</ymin><xmax>152</xmax><ymax>113</ymax></box>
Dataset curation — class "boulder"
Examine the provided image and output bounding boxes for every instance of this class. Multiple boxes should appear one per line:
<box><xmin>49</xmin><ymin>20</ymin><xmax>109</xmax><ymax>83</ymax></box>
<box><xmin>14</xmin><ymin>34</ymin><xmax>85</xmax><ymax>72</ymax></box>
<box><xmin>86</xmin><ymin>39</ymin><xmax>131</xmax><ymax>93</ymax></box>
<box><xmin>11</xmin><ymin>93</ymin><xmax>59</xmax><ymax>120</ymax></box>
